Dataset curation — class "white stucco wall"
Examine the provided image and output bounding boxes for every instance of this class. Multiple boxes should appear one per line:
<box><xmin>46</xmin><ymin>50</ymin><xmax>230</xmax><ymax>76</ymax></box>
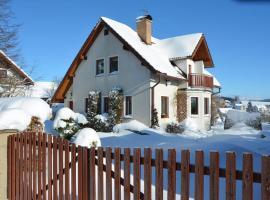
<box><xmin>186</xmin><ymin>89</ymin><xmax>212</xmax><ymax>130</ymax></box>
<box><xmin>65</xmin><ymin>27</ymin><xmax>152</xmax><ymax>126</ymax></box>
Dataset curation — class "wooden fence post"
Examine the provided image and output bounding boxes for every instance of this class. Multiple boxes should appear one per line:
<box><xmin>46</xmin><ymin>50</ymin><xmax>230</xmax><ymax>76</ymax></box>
<box><xmin>261</xmin><ymin>155</ymin><xmax>270</xmax><ymax>200</ymax></box>
<box><xmin>64</xmin><ymin>140</ymin><xmax>70</xmax><ymax>200</ymax></box>
<box><xmin>226</xmin><ymin>152</ymin><xmax>236</xmax><ymax>200</ymax></box>
<box><xmin>47</xmin><ymin>135</ymin><xmax>52</xmax><ymax>200</ymax></box>
<box><xmin>97</xmin><ymin>147</ymin><xmax>104</xmax><ymax>200</ymax></box>
<box><xmin>155</xmin><ymin>148</ymin><xmax>163</xmax><ymax>200</ymax></box>
<box><xmin>242</xmin><ymin>153</ymin><xmax>253</xmax><ymax>200</ymax></box>
<box><xmin>71</xmin><ymin>144</ymin><xmax>76</xmax><ymax>200</ymax></box>
<box><xmin>53</xmin><ymin>136</ymin><xmax>58</xmax><ymax>200</ymax></box>
<box><xmin>124</xmin><ymin>148</ymin><xmax>130</xmax><ymax>200</ymax></box>
<box><xmin>210</xmin><ymin>151</ymin><xmax>219</xmax><ymax>200</ymax></box>
<box><xmin>42</xmin><ymin>134</ymin><xmax>47</xmax><ymax>200</ymax></box>
<box><xmin>144</xmin><ymin>148</ymin><xmax>152</xmax><ymax>200</ymax></box>
<box><xmin>90</xmin><ymin>147</ymin><xmax>96</xmax><ymax>200</ymax></box>
<box><xmin>134</xmin><ymin>148</ymin><xmax>141</xmax><ymax>200</ymax></box>
<box><xmin>106</xmin><ymin>147</ymin><xmax>112</xmax><ymax>200</ymax></box>
<box><xmin>181</xmin><ymin>149</ymin><xmax>190</xmax><ymax>200</ymax></box>
<box><xmin>78</xmin><ymin>146</ymin><xmax>83</xmax><ymax>200</ymax></box>
<box><xmin>114</xmin><ymin>147</ymin><xmax>121</xmax><ymax>200</ymax></box>
<box><xmin>195</xmin><ymin>150</ymin><xmax>204</xmax><ymax>200</ymax></box>
<box><xmin>58</xmin><ymin>137</ymin><xmax>64</xmax><ymax>200</ymax></box>
<box><xmin>168</xmin><ymin>149</ymin><xmax>176</xmax><ymax>200</ymax></box>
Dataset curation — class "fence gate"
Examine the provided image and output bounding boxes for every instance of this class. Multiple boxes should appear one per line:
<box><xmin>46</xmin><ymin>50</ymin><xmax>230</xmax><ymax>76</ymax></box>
<box><xmin>7</xmin><ymin>132</ymin><xmax>270</xmax><ymax>200</ymax></box>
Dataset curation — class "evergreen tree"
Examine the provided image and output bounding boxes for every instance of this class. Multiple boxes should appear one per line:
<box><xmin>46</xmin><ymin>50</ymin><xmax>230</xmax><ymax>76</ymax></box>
<box><xmin>246</xmin><ymin>101</ymin><xmax>253</xmax><ymax>112</ymax></box>
<box><xmin>108</xmin><ymin>87</ymin><xmax>123</xmax><ymax>130</ymax></box>
<box><xmin>151</xmin><ymin>108</ymin><xmax>159</xmax><ymax>128</ymax></box>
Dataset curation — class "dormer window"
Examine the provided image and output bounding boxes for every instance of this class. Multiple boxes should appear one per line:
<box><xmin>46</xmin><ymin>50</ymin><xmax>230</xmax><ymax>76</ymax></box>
<box><xmin>96</xmin><ymin>59</ymin><xmax>104</xmax><ymax>75</ymax></box>
<box><xmin>0</xmin><ymin>69</ymin><xmax>7</xmax><ymax>78</ymax></box>
<box><xmin>104</xmin><ymin>29</ymin><xmax>109</xmax><ymax>36</ymax></box>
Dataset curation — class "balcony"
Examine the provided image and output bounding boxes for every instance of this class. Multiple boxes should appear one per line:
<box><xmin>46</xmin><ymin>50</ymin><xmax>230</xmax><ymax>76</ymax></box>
<box><xmin>188</xmin><ymin>73</ymin><xmax>213</xmax><ymax>88</ymax></box>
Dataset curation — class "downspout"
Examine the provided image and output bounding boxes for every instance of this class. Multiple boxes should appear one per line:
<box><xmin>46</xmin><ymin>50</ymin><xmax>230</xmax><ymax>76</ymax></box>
<box><xmin>151</xmin><ymin>73</ymin><xmax>162</xmax><ymax>127</ymax></box>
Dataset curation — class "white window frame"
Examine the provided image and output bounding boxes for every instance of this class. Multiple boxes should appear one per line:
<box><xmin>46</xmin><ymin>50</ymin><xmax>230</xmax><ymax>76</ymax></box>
<box><xmin>204</xmin><ymin>97</ymin><xmax>210</xmax><ymax>116</ymax></box>
<box><xmin>124</xmin><ymin>96</ymin><xmax>133</xmax><ymax>118</ymax></box>
<box><xmin>108</xmin><ymin>55</ymin><xmax>119</xmax><ymax>74</ymax></box>
<box><xmin>95</xmin><ymin>57</ymin><xmax>105</xmax><ymax>76</ymax></box>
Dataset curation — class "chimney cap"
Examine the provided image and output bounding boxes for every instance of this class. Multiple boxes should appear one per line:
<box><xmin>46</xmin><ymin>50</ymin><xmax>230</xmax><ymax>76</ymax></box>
<box><xmin>136</xmin><ymin>14</ymin><xmax>153</xmax><ymax>21</ymax></box>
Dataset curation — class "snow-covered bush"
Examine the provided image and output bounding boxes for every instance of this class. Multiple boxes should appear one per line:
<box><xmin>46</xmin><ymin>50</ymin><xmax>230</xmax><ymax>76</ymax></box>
<box><xmin>54</xmin><ymin>107</ymin><xmax>88</xmax><ymax>140</ymax></box>
<box><xmin>0</xmin><ymin>97</ymin><xmax>52</xmax><ymax>131</ymax></box>
<box><xmin>180</xmin><ymin>117</ymin><xmax>199</xmax><ymax>132</ymax></box>
<box><xmin>108</xmin><ymin>87</ymin><xmax>123</xmax><ymax>130</ymax></box>
<box><xmin>113</xmin><ymin>120</ymin><xmax>147</xmax><ymax>133</ymax></box>
<box><xmin>151</xmin><ymin>108</ymin><xmax>159</xmax><ymax>128</ymax></box>
<box><xmin>72</xmin><ymin>128</ymin><xmax>101</xmax><ymax>148</ymax></box>
<box><xmin>224</xmin><ymin>110</ymin><xmax>262</xmax><ymax>130</ymax></box>
<box><xmin>166</xmin><ymin>122</ymin><xmax>184</xmax><ymax>134</ymax></box>
<box><xmin>27</xmin><ymin>116</ymin><xmax>44</xmax><ymax>132</ymax></box>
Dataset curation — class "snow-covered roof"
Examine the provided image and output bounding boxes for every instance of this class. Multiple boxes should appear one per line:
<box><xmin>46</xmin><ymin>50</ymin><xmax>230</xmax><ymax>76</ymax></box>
<box><xmin>155</xmin><ymin>33</ymin><xmax>203</xmax><ymax>60</ymax></box>
<box><xmin>0</xmin><ymin>50</ymin><xmax>34</xmax><ymax>84</ymax></box>
<box><xmin>101</xmin><ymin>17</ymin><xmax>186</xmax><ymax>79</ymax></box>
<box><xmin>26</xmin><ymin>81</ymin><xmax>58</xmax><ymax>98</ymax></box>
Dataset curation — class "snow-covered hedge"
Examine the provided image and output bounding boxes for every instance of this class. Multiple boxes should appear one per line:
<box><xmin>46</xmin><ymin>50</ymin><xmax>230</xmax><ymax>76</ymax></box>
<box><xmin>224</xmin><ymin>110</ymin><xmax>262</xmax><ymax>130</ymax></box>
<box><xmin>0</xmin><ymin>97</ymin><xmax>52</xmax><ymax>131</ymax></box>
<box><xmin>72</xmin><ymin>128</ymin><xmax>101</xmax><ymax>148</ymax></box>
<box><xmin>54</xmin><ymin>107</ymin><xmax>88</xmax><ymax>139</ymax></box>
<box><xmin>166</xmin><ymin>122</ymin><xmax>185</xmax><ymax>134</ymax></box>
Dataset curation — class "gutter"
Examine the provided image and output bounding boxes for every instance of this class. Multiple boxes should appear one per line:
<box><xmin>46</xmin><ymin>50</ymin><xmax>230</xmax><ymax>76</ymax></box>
<box><xmin>150</xmin><ymin>73</ymin><xmax>162</xmax><ymax>127</ymax></box>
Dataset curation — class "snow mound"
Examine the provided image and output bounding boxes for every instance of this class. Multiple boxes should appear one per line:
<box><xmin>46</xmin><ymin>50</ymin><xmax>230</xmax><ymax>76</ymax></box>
<box><xmin>0</xmin><ymin>108</ymin><xmax>32</xmax><ymax>131</ymax></box>
<box><xmin>53</xmin><ymin>107</ymin><xmax>88</xmax><ymax>129</ymax></box>
<box><xmin>225</xmin><ymin>110</ymin><xmax>261</xmax><ymax>130</ymax></box>
<box><xmin>113</xmin><ymin>120</ymin><xmax>147</xmax><ymax>133</ymax></box>
<box><xmin>73</xmin><ymin>128</ymin><xmax>101</xmax><ymax>148</ymax></box>
<box><xmin>181</xmin><ymin>117</ymin><xmax>199</xmax><ymax>132</ymax></box>
<box><xmin>0</xmin><ymin>97</ymin><xmax>52</xmax><ymax>131</ymax></box>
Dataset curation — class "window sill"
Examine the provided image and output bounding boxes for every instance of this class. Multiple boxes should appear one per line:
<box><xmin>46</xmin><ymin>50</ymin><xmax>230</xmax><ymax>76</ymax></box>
<box><xmin>161</xmin><ymin>115</ymin><xmax>169</xmax><ymax>119</ymax></box>
<box><xmin>190</xmin><ymin>114</ymin><xmax>199</xmax><ymax>118</ymax></box>
<box><xmin>108</xmin><ymin>72</ymin><xmax>119</xmax><ymax>76</ymax></box>
<box><xmin>124</xmin><ymin>115</ymin><xmax>133</xmax><ymax>119</ymax></box>
<box><xmin>95</xmin><ymin>74</ymin><xmax>105</xmax><ymax>77</ymax></box>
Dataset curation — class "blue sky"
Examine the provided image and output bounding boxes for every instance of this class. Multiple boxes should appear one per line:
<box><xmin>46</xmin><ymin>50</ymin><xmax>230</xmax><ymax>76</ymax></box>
<box><xmin>11</xmin><ymin>0</ymin><xmax>270</xmax><ymax>99</ymax></box>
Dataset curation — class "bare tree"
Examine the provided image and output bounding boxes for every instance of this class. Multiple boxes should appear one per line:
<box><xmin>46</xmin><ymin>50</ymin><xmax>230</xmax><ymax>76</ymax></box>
<box><xmin>43</xmin><ymin>76</ymin><xmax>61</xmax><ymax>100</ymax></box>
<box><xmin>0</xmin><ymin>0</ymin><xmax>20</xmax><ymax>61</ymax></box>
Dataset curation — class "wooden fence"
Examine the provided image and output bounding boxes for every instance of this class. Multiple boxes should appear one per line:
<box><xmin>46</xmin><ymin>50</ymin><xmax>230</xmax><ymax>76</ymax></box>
<box><xmin>6</xmin><ymin>132</ymin><xmax>270</xmax><ymax>200</ymax></box>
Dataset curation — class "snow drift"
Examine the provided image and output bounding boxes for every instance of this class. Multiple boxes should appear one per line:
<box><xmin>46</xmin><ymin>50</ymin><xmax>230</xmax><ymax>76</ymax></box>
<box><xmin>0</xmin><ymin>97</ymin><xmax>52</xmax><ymax>131</ymax></box>
<box><xmin>113</xmin><ymin>120</ymin><xmax>147</xmax><ymax>133</ymax></box>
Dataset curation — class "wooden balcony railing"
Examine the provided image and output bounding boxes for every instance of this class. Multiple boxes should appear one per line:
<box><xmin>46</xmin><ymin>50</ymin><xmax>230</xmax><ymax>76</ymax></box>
<box><xmin>188</xmin><ymin>73</ymin><xmax>213</xmax><ymax>88</ymax></box>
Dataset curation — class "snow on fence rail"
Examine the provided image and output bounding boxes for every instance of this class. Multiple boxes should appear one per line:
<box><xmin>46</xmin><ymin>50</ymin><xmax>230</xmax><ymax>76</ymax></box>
<box><xmin>7</xmin><ymin>132</ymin><xmax>270</xmax><ymax>200</ymax></box>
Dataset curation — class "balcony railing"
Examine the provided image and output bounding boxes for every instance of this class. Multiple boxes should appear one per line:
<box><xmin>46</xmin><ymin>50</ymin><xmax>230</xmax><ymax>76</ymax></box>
<box><xmin>188</xmin><ymin>73</ymin><xmax>213</xmax><ymax>88</ymax></box>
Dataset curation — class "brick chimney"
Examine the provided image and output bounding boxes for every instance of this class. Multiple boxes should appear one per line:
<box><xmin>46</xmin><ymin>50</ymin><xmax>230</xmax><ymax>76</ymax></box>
<box><xmin>136</xmin><ymin>15</ymin><xmax>152</xmax><ymax>45</ymax></box>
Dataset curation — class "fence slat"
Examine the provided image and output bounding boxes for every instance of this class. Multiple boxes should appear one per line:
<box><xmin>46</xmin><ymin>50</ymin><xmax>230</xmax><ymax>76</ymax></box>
<box><xmin>90</xmin><ymin>147</ymin><xmax>96</xmax><ymax>200</ymax></box>
<box><xmin>47</xmin><ymin>135</ymin><xmax>52</xmax><ymax>200</ymax></box>
<box><xmin>64</xmin><ymin>140</ymin><xmax>70</xmax><ymax>200</ymax></box>
<box><xmin>144</xmin><ymin>148</ymin><xmax>152</xmax><ymax>200</ymax></box>
<box><xmin>134</xmin><ymin>148</ymin><xmax>141</xmax><ymax>200</ymax></box>
<box><xmin>210</xmin><ymin>151</ymin><xmax>219</xmax><ymax>200</ymax></box>
<box><xmin>28</xmin><ymin>133</ymin><xmax>33</xmax><ymax>200</ymax></box>
<box><xmin>53</xmin><ymin>136</ymin><xmax>58</xmax><ymax>200</ymax></box>
<box><xmin>42</xmin><ymin>134</ymin><xmax>47</xmax><ymax>200</ymax></box>
<box><xmin>82</xmin><ymin>147</ymin><xmax>89</xmax><ymax>200</ymax></box>
<box><xmin>59</xmin><ymin>138</ymin><xmax>64</xmax><ymax>200</ymax></box>
<box><xmin>168</xmin><ymin>149</ymin><xmax>176</xmax><ymax>200</ymax></box>
<box><xmin>106</xmin><ymin>147</ymin><xmax>112</xmax><ymax>200</ymax></box>
<box><xmin>98</xmin><ymin>147</ymin><xmax>104</xmax><ymax>200</ymax></box>
<box><xmin>226</xmin><ymin>152</ymin><xmax>236</xmax><ymax>200</ymax></box>
<box><xmin>32</xmin><ymin>133</ymin><xmax>36</xmax><ymax>200</ymax></box>
<box><xmin>181</xmin><ymin>149</ymin><xmax>190</xmax><ymax>200</ymax></box>
<box><xmin>124</xmin><ymin>148</ymin><xmax>130</xmax><ymax>200</ymax></box>
<box><xmin>71</xmin><ymin>144</ymin><xmax>76</xmax><ymax>200</ymax></box>
<box><xmin>11</xmin><ymin>135</ymin><xmax>16</xmax><ymax>200</ymax></box>
<box><xmin>24</xmin><ymin>133</ymin><xmax>29</xmax><ymax>200</ymax></box>
<box><xmin>242</xmin><ymin>153</ymin><xmax>253</xmax><ymax>200</ymax></box>
<box><xmin>78</xmin><ymin>146</ymin><xmax>83</xmax><ymax>200</ymax></box>
<box><xmin>262</xmin><ymin>155</ymin><xmax>270</xmax><ymax>200</ymax></box>
<box><xmin>155</xmin><ymin>149</ymin><xmax>163</xmax><ymax>200</ymax></box>
<box><xmin>22</xmin><ymin>134</ymin><xmax>26</xmax><ymax>200</ymax></box>
<box><xmin>19</xmin><ymin>134</ymin><xmax>23</xmax><ymax>200</ymax></box>
<box><xmin>7</xmin><ymin>136</ymin><xmax>11</xmax><ymax>199</ymax></box>
<box><xmin>37</xmin><ymin>133</ymin><xmax>42</xmax><ymax>200</ymax></box>
<box><xmin>195</xmin><ymin>150</ymin><xmax>204</xmax><ymax>200</ymax></box>
<box><xmin>114</xmin><ymin>147</ymin><xmax>121</xmax><ymax>200</ymax></box>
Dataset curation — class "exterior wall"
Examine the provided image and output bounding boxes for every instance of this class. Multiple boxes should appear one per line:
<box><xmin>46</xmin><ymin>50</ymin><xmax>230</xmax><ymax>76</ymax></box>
<box><xmin>65</xmin><ymin>27</ymin><xmax>152</xmax><ymax>126</ymax></box>
<box><xmin>186</xmin><ymin>89</ymin><xmax>212</xmax><ymax>130</ymax></box>
<box><xmin>151</xmin><ymin>79</ymin><xmax>179</xmax><ymax>125</ymax></box>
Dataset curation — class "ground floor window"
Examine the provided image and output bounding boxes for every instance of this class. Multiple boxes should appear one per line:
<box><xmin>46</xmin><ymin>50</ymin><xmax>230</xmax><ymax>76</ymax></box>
<box><xmin>103</xmin><ymin>97</ymin><xmax>109</xmax><ymax>113</ymax></box>
<box><xmin>191</xmin><ymin>97</ymin><xmax>198</xmax><ymax>115</ymax></box>
<box><xmin>204</xmin><ymin>97</ymin><xmax>209</xmax><ymax>115</ymax></box>
<box><xmin>85</xmin><ymin>98</ymin><xmax>89</xmax><ymax>113</ymax></box>
<box><xmin>69</xmin><ymin>101</ymin><xmax>73</xmax><ymax>110</ymax></box>
<box><xmin>125</xmin><ymin>96</ymin><xmax>132</xmax><ymax>116</ymax></box>
<box><xmin>161</xmin><ymin>96</ymin><xmax>169</xmax><ymax>118</ymax></box>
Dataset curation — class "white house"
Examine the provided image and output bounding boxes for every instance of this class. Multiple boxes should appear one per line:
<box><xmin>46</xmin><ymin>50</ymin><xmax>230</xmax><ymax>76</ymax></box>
<box><xmin>52</xmin><ymin>15</ymin><xmax>221</xmax><ymax>130</ymax></box>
